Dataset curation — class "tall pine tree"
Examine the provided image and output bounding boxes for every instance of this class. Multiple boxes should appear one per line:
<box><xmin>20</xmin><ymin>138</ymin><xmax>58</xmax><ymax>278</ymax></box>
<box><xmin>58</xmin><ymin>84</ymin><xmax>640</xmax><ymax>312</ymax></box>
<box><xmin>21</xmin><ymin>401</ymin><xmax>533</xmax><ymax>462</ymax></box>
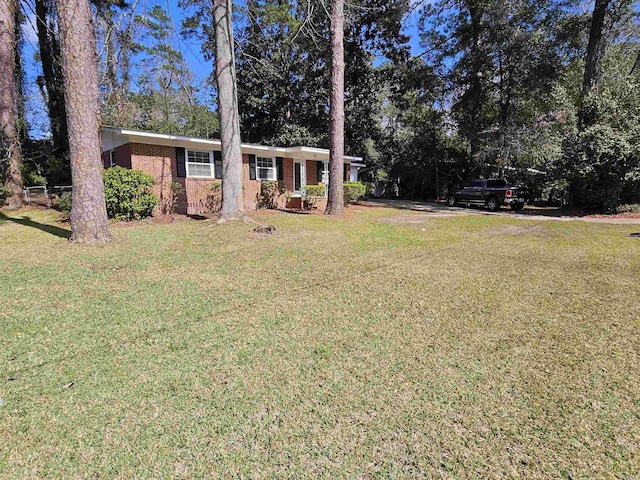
<box><xmin>56</xmin><ymin>0</ymin><xmax>111</xmax><ymax>243</ymax></box>
<box><xmin>1</xmin><ymin>0</ymin><xmax>24</xmax><ymax>209</ymax></box>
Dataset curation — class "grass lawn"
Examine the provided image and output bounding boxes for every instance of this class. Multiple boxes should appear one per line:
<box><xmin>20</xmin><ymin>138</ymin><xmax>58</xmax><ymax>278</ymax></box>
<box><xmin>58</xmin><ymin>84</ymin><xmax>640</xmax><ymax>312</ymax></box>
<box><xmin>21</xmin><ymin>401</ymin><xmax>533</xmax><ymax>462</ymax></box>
<box><xmin>1</xmin><ymin>206</ymin><xmax>639</xmax><ymax>478</ymax></box>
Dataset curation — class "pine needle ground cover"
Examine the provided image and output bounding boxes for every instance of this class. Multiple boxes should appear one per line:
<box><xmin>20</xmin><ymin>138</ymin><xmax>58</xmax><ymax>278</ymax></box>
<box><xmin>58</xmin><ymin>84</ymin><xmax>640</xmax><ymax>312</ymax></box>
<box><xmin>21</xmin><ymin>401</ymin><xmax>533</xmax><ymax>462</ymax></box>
<box><xmin>1</xmin><ymin>207</ymin><xmax>638</xmax><ymax>478</ymax></box>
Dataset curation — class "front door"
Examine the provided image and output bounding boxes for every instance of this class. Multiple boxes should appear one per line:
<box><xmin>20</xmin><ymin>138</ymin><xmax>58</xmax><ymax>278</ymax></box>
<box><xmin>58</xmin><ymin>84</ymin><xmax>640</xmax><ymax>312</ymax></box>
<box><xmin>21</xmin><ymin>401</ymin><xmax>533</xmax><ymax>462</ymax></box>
<box><xmin>294</xmin><ymin>160</ymin><xmax>306</xmax><ymax>194</ymax></box>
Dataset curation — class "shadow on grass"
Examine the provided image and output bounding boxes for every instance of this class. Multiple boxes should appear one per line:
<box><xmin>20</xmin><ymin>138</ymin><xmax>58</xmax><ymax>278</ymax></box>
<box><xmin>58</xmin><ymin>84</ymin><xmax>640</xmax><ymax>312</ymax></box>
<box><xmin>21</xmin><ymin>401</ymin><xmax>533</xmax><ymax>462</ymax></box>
<box><xmin>278</xmin><ymin>209</ymin><xmax>311</xmax><ymax>215</ymax></box>
<box><xmin>0</xmin><ymin>212</ymin><xmax>71</xmax><ymax>239</ymax></box>
<box><xmin>187</xmin><ymin>214</ymin><xmax>209</xmax><ymax>221</ymax></box>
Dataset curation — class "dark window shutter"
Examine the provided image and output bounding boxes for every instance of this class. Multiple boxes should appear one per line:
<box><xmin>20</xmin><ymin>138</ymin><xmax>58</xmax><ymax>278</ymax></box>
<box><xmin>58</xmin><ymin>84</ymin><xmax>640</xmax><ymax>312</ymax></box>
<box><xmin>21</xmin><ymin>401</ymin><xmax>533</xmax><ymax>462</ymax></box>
<box><xmin>214</xmin><ymin>151</ymin><xmax>222</xmax><ymax>179</ymax></box>
<box><xmin>276</xmin><ymin>157</ymin><xmax>284</xmax><ymax>181</ymax></box>
<box><xmin>317</xmin><ymin>161</ymin><xmax>323</xmax><ymax>183</ymax></box>
<box><xmin>344</xmin><ymin>163</ymin><xmax>349</xmax><ymax>182</ymax></box>
<box><xmin>249</xmin><ymin>154</ymin><xmax>256</xmax><ymax>180</ymax></box>
<box><xmin>176</xmin><ymin>147</ymin><xmax>186</xmax><ymax>177</ymax></box>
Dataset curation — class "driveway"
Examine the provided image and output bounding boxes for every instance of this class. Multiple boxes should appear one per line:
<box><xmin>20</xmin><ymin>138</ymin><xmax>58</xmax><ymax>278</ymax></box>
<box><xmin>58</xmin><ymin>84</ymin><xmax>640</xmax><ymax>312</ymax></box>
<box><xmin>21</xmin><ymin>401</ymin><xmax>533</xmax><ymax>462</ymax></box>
<box><xmin>361</xmin><ymin>199</ymin><xmax>640</xmax><ymax>225</ymax></box>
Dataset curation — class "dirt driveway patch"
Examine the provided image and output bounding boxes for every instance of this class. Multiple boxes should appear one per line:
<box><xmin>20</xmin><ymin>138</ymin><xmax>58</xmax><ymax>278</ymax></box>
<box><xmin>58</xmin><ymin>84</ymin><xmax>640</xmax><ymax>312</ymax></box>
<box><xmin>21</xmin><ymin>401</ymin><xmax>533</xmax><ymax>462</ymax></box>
<box><xmin>363</xmin><ymin>199</ymin><xmax>640</xmax><ymax>225</ymax></box>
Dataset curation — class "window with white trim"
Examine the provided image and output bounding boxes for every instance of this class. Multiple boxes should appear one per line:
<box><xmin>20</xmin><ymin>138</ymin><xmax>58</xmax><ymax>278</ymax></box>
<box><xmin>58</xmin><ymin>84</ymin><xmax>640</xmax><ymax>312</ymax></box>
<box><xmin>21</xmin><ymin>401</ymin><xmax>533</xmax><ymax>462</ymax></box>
<box><xmin>187</xmin><ymin>150</ymin><xmax>214</xmax><ymax>177</ymax></box>
<box><xmin>256</xmin><ymin>157</ymin><xmax>276</xmax><ymax>180</ymax></box>
<box><xmin>109</xmin><ymin>150</ymin><xmax>117</xmax><ymax>168</ymax></box>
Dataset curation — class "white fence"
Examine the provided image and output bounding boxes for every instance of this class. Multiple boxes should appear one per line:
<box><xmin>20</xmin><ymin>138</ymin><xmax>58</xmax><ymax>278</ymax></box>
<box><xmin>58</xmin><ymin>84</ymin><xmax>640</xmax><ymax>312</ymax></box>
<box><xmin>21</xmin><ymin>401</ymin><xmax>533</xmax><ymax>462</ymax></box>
<box><xmin>23</xmin><ymin>186</ymin><xmax>72</xmax><ymax>207</ymax></box>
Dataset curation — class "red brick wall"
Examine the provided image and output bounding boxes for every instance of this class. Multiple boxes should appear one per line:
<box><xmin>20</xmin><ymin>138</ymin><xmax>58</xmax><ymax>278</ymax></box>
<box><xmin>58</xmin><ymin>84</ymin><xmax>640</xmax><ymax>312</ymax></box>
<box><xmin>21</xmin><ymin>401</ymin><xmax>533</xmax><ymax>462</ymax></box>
<box><xmin>306</xmin><ymin>160</ymin><xmax>318</xmax><ymax>185</ymax></box>
<box><xmin>184</xmin><ymin>178</ymin><xmax>216</xmax><ymax>214</ymax></box>
<box><xmin>243</xmin><ymin>156</ymin><xmax>296</xmax><ymax>210</ymax></box>
<box><xmin>283</xmin><ymin>158</ymin><xmax>294</xmax><ymax>192</ymax></box>
<box><xmin>129</xmin><ymin>143</ymin><xmax>177</xmax><ymax>213</ymax></box>
<box><xmin>243</xmin><ymin>154</ymin><xmax>260</xmax><ymax>211</ymax></box>
<box><xmin>116</xmin><ymin>143</ymin><xmax>330</xmax><ymax>214</ymax></box>
<box><xmin>103</xmin><ymin>144</ymin><xmax>132</xmax><ymax>169</ymax></box>
<box><xmin>115</xmin><ymin>144</ymin><xmax>132</xmax><ymax>169</ymax></box>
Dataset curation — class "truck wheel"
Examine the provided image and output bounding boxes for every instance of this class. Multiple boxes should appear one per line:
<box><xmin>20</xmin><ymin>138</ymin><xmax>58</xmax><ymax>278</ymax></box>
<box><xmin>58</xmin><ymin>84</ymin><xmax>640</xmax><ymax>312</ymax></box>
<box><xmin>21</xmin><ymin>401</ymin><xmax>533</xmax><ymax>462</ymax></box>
<box><xmin>486</xmin><ymin>196</ymin><xmax>500</xmax><ymax>212</ymax></box>
<box><xmin>510</xmin><ymin>203</ymin><xmax>525</xmax><ymax>211</ymax></box>
<box><xmin>447</xmin><ymin>195</ymin><xmax>457</xmax><ymax>207</ymax></box>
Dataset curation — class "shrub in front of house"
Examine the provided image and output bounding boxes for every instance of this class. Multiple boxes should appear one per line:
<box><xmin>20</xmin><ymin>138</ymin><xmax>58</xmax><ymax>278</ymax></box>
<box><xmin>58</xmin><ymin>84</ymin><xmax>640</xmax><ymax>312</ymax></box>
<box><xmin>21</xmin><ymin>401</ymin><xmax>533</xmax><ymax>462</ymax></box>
<box><xmin>103</xmin><ymin>167</ymin><xmax>158</xmax><ymax>220</ymax></box>
<box><xmin>56</xmin><ymin>191</ymin><xmax>73</xmax><ymax>217</ymax></box>
<box><xmin>616</xmin><ymin>204</ymin><xmax>640</xmax><ymax>214</ymax></box>
<box><xmin>257</xmin><ymin>180</ymin><xmax>285</xmax><ymax>209</ymax></box>
<box><xmin>364</xmin><ymin>182</ymin><xmax>375</xmax><ymax>198</ymax></box>
<box><xmin>23</xmin><ymin>171</ymin><xmax>47</xmax><ymax>187</ymax></box>
<box><xmin>302</xmin><ymin>185</ymin><xmax>326</xmax><ymax>210</ymax></box>
<box><xmin>343</xmin><ymin>182</ymin><xmax>366</xmax><ymax>204</ymax></box>
<box><xmin>206</xmin><ymin>180</ymin><xmax>222</xmax><ymax>213</ymax></box>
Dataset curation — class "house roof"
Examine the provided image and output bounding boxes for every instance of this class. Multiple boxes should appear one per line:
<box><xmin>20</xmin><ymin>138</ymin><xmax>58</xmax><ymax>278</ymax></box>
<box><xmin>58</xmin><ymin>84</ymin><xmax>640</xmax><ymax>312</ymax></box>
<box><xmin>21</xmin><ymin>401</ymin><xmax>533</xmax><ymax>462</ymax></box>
<box><xmin>101</xmin><ymin>126</ymin><xmax>364</xmax><ymax>163</ymax></box>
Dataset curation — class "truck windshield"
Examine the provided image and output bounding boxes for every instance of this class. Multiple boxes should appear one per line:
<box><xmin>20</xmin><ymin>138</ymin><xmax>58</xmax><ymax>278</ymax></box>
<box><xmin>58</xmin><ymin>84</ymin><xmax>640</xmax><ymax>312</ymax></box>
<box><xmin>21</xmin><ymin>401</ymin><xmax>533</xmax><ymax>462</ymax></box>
<box><xmin>486</xmin><ymin>179</ymin><xmax>507</xmax><ymax>188</ymax></box>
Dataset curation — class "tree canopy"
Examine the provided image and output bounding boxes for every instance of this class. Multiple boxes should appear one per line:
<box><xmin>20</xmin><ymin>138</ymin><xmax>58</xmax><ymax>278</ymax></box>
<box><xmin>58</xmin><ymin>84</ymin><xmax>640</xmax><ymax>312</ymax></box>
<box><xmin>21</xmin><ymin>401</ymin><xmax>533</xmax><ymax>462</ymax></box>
<box><xmin>3</xmin><ymin>0</ymin><xmax>639</xmax><ymax>211</ymax></box>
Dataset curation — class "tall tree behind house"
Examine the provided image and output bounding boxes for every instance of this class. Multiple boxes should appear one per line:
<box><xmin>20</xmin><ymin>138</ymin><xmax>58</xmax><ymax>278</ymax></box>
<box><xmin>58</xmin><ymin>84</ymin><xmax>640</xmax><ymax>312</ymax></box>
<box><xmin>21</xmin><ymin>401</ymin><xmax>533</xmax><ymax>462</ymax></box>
<box><xmin>93</xmin><ymin>0</ymin><xmax>132</xmax><ymax>126</ymax></box>
<box><xmin>234</xmin><ymin>0</ymin><xmax>411</xmax><ymax>171</ymax></box>
<box><xmin>102</xmin><ymin>3</ymin><xmax>219</xmax><ymax>138</ymax></box>
<box><xmin>55</xmin><ymin>0</ymin><xmax>110</xmax><ymax>243</ymax></box>
<box><xmin>420</xmin><ymin>0</ymin><xmax>569</xmax><ymax>172</ymax></box>
<box><xmin>35</xmin><ymin>0</ymin><xmax>69</xmax><ymax>161</ymax></box>
<box><xmin>578</xmin><ymin>0</ymin><xmax>611</xmax><ymax>129</ymax></box>
<box><xmin>14</xmin><ymin>6</ymin><xmax>28</xmax><ymax>143</ymax></box>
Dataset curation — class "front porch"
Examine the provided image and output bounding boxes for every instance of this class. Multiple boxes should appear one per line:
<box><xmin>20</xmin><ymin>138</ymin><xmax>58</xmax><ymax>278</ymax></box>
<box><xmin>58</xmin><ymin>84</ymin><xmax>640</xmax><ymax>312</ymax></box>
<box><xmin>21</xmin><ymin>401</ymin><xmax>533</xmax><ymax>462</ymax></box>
<box><xmin>281</xmin><ymin>158</ymin><xmax>364</xmax><ymax>210</ymax></box>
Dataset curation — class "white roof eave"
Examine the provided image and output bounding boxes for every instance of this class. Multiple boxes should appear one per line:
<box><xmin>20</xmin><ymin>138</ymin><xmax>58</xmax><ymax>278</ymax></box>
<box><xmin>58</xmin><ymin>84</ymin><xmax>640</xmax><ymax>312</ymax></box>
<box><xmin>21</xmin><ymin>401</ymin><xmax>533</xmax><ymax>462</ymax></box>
<box><xmin>102</xmin><ymin>126</ymin><xmax>364</xmax><ymax>163</ymax></box>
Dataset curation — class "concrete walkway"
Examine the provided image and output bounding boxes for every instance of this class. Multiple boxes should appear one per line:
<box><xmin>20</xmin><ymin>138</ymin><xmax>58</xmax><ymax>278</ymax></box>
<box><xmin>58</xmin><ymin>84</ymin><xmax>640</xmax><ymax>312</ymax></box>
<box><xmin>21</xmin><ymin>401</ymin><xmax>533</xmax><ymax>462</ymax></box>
<box><xmin>360</xmin><ymin>199</ymin><xmax>640</xmax><ymax>225</ymax></box>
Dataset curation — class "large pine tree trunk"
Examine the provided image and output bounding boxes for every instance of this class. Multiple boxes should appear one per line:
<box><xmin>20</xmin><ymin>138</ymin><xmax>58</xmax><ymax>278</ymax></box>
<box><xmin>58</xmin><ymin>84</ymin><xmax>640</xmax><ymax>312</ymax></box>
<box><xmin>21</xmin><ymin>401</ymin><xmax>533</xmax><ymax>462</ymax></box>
<box><xmin>579</xmin><ymin>0</ymin><xmax>610</xmax><ymax>129</ymax></box>
<box><xmin>325</xmin><ymin>0</ymin><xmax>345</xmax><ymax>215</ymax></box>
<box><xmin>56</xmin><ymin>0</ymin><xmax>110</xmax><ymax>244</ymax></box>
<box><xmin>0</xmin><ymin>0</ymin><xmax>24</xmax><ymax>209</ymax></box>
<box><xmin>213</xmin><ymin>0</ymin><xmax>245</xmax><ymax>219</ymax></box>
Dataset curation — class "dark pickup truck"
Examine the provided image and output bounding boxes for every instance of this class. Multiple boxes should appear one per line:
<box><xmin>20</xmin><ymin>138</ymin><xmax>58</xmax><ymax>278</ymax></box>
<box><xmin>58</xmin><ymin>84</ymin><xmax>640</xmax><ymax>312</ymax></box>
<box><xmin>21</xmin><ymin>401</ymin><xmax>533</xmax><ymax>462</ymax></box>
<box><xmin>447</xmin><ymin>179</ymin><xmax>529</xmax><ymax>211</ymax></box>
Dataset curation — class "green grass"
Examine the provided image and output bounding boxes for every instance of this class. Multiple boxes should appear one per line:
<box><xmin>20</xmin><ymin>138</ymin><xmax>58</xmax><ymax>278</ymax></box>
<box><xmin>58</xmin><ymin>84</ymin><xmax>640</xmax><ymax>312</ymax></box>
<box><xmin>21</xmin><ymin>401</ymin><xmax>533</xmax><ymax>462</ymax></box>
<box><xmin>1</xmin><ymin>207</ymin><xmax>639</xmax><ymax>478</ymax></box>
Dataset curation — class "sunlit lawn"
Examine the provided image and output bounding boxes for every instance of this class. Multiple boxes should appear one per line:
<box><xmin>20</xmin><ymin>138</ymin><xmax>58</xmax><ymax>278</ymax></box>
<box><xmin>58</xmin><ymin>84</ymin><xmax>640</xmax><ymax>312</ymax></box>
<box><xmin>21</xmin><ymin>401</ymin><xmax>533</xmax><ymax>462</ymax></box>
<box><xmin>1</xmin><ymin>206</ymin><xmax>638</xmax><ymax>478</ymax></box>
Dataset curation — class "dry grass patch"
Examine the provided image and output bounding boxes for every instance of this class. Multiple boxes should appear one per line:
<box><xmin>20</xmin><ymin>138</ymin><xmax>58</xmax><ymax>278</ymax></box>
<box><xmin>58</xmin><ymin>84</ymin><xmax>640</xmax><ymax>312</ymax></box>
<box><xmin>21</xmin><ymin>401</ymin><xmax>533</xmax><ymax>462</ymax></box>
<box><xmin>0</xmin><ymin>207</ymin><xmax>639</xmax><ymax>478</ymax></box>
<box><xmin>487</xmin><ymin>225</ymin><xmax>548</xmax><ymax>236</ymax></box>
<box><xmin>379</xmin><ymin>213</ymin><xmax>458</xmax><ymax>226</ymax></box>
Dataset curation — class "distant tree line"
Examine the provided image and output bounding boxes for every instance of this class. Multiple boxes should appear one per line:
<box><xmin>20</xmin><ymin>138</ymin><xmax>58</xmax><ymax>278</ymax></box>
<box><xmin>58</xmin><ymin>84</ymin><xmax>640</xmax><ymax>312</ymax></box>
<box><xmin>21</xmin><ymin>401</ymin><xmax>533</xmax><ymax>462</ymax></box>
<box><xmin>2</xmin><ymin>0</ymin><xmax>639</xmax><ymax>215</ymax></box>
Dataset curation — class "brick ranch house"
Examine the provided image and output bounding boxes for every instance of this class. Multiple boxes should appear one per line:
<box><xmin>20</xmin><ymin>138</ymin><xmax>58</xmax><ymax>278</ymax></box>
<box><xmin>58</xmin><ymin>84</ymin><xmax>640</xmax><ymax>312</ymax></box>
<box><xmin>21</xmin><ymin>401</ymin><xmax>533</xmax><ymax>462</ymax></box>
<box><xmin>101</xmin><ymin>127</ymin><xmax>365</xmax><ymax>214</ymax></box>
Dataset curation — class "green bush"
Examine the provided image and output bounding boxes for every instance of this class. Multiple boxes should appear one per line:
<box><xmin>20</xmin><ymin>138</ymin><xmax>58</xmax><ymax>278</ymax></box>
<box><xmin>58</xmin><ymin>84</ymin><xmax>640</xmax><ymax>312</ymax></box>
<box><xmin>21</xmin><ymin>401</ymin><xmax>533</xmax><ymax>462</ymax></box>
<box><xmin>257</xmin><ymin>181</ymin><xmax>285</xmax><ymax>209</ymax></box>
<box><xmin>343</xmin><ymin>182</ymin><xmax>366</xmax><ymax>204</ymax></box>
<box><xmin>364</xmin><ymin>182</ymin><xmax>375</xmax><ymax>197</ymax></box>
<box><xmin>23</xmin><ymin>171</ymin><xmax>47</xmax><ymax>186</ymax></box>
<box><xmin>206</xmin><ymin>180</ymin><xmax>222</xmax><ymax>213</ymax></box>
<box><xmin>56</xmin><ymin>191</ymin><xmax>72</xmax><ymax>216</ymax></box>
<box><xmin>616</xmin><ymin>204</ymin><xmax>640</xmax><ymax>214</ymax></box>
<box><xmin>302</xmin><ymin>184</ymin><xmax>326</xmax><ymax>210</ymax></box>
<box><xmin>103</xmin><ymin>167</ymin><xmax>158</xmax><ymax>220</ymax></box>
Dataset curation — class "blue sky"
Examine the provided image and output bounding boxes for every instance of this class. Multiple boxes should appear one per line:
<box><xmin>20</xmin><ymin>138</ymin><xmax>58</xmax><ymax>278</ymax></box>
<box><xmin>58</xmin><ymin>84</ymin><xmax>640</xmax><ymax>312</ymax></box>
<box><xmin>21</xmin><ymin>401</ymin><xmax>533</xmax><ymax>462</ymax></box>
<box><xmin>169</xmin><ymin>0</ymin><xmax>425</xmax><ymax>79</ymax></box>
<box><xmin>21</xmin><ymin>0</ymin><xmax>424</xmax><ymax>138</ymax></box>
